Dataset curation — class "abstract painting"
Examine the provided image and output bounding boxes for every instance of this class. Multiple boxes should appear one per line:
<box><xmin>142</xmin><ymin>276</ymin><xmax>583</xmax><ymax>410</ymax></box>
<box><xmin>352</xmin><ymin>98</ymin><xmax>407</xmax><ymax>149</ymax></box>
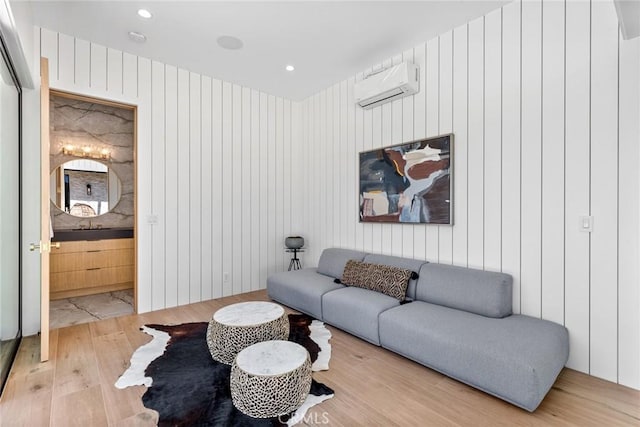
<box><xmin>359</xmin><ymin>134</ymin><xmax>452</xmax><ymax>224</ymax></box>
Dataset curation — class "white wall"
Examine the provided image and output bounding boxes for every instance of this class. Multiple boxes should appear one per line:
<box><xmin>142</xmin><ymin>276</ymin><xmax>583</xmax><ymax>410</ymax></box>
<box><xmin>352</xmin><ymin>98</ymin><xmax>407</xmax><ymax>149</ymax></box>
<box><xmin>299</xmin><ymin>0</ymin><xmax>640</xmax><ymax>389</ymax></box>
<box><xmin>8</xmin><ymin>0</ymin><xmax>34</xmax><ymax>77</ymax></box>
<box><xmin>19</xmin><ymin>27</ymin><xmax>303</xmax><ymax>334</ymax></box>
<box><xmin>13</xmin><ymin>3</ymin><xmax>41</xmax><ymax>338</ymax></box>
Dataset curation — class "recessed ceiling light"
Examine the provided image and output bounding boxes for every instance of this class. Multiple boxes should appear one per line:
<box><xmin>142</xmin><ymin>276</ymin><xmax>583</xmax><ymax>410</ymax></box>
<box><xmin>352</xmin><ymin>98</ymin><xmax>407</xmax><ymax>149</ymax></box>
<box><xmin>128</xmin><ymin>31</ymin><xmax>147</xmax><ymax>43</ymax></box>
<box><xmin>137</xmin><ymin>9</ymin><xmax>152</xmax><ymax>19</ymax></box>
<box><xmin>217</xmin><ymin>35</ymin><xmax>244</xmax><ymax>50</ymax></box>
<box><xmin>285</xmin><ymin>65</ymin><xmax>295</xmax><ymax>72</ymax></box>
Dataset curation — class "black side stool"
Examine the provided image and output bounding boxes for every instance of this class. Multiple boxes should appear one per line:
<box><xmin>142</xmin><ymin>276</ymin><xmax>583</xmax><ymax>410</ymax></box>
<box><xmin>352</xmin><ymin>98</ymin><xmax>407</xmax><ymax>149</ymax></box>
<box><xmin>286</xmin><ymin>248</ymin><xmax>304</xmax><ymax>271</ymax></box>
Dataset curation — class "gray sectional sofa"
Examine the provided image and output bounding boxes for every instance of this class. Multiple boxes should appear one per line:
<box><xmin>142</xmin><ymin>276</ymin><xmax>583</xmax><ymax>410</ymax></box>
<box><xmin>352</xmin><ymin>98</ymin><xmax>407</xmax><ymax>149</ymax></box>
<box><xmin>267</xmin><ymin>248</ymin><xmax>569</xmax><ymax>412</ymax></box>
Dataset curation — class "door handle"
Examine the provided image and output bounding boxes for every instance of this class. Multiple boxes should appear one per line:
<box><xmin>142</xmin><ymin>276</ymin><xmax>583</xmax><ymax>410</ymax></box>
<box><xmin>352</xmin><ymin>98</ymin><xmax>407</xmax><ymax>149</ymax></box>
<box><xmin>29</xmin><ymin>241</ymin><xmax>60</xmax><ymax>252</ymax></box>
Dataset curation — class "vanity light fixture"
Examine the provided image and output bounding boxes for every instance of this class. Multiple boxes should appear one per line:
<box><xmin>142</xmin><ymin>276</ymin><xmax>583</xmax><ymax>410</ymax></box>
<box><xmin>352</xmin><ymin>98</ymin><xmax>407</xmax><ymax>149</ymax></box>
<box><xmin>62</xmin><ymin>144</ymin><xmax>111</xmax><ymax>161</ymax></box>
<box><xmin>285</xmin><ymin>65</ymin><xmax>295</xmax><ymax>72</ymax></box>
<box><xmin>137</xmin><ymin>9</ymin><xmax>152</xmax><ymax>19</ymax></box>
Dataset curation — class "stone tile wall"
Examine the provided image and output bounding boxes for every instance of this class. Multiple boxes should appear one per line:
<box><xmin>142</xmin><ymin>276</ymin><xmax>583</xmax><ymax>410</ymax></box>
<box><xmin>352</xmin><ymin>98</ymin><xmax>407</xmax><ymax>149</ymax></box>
<box><xmin>50</xmin><ymin>94</ymin><xmax>134</xmax><ymax>230</ymax></box>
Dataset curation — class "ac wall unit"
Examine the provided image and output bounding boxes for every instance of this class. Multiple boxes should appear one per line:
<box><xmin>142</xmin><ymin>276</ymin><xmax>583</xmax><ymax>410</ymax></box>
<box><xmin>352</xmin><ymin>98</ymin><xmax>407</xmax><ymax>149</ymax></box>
<box><xmin>354</xmin><ymin>61</ymin><xmax>419</xmax><ymax>109</ymax></box>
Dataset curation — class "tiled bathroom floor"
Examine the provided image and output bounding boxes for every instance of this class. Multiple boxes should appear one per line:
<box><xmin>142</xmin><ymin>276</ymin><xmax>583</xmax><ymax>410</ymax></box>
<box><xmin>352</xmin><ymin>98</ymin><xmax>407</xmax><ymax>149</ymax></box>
<box><xmin>50</xmin><ymin>290</ymin><xmax>134</xmax><ymax>329</ymax></box>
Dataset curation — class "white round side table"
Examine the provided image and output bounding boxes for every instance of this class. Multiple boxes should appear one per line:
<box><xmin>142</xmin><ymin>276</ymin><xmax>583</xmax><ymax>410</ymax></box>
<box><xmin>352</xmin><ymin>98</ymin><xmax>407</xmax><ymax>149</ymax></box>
<box><xmin>230</xmin><ymin>340</ymin><xmax>312</xmax><ymax>418</ymax></box>
<box><xmin>206</xmin><ymin>301</ymin><xmax>289</xmax><ymax>364</ymax></box>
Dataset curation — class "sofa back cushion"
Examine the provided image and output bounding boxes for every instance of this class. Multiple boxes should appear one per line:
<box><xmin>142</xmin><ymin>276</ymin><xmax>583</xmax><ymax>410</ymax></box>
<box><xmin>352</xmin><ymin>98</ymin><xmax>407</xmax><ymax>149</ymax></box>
<box><xmin>363</xmin><ymin>254</ymin><xmax>427</xmax><ymax>300</ymax></box>
<box><xmin>415</xmin><ymin>263</ymin><xmax>513</xmax><ymax>318</ymax></box>
<box><xmin>317</xmin><ymin>248</ymin><xmax>367</xmax><ymax>279</ymax></box>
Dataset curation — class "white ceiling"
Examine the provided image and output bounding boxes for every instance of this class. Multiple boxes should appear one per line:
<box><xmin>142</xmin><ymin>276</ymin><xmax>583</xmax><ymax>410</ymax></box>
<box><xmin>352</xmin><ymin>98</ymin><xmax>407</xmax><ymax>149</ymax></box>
<box><xmin>19</xmin><ymin>1</ymin><xmax>509</xmax><ymax>100</ymax></box>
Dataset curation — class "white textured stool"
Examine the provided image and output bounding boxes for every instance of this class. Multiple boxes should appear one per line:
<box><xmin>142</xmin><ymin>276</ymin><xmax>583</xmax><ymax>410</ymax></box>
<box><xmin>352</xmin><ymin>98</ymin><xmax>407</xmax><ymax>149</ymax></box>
<box><xmin>207</xmin><ymin>301</ymin><xmax>289</xmax><ymax>364</ymax></box>
<box><xmin>230</xmin><ymin>340</ymin><xmax>312</xmax><ymax>418</ymax></box>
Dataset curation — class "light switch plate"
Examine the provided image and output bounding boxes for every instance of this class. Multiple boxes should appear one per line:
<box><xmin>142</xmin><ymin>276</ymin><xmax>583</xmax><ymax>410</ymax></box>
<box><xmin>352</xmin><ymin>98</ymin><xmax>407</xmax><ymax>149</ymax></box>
<box><xmin>579</xmin><ymin>215</ymin><xmax>593</xmax><ymax>232</ymax></box>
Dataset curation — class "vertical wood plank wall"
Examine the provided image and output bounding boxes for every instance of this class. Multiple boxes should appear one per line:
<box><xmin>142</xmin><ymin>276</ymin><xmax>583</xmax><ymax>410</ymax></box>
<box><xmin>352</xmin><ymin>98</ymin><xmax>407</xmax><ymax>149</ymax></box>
<box><xmin>299</xmin><ymin>0</ymin><xmax>639</xmax><ymax>389</ymax></box>
<box><xmin>37</xmin><ymin>29</ymin><xmax>301</xmax><ymax>314</ymax></box>
<box><xmin>33</xmin><ymin>0</ymin><xmax>638</xmax><ymax>390</ymax></box>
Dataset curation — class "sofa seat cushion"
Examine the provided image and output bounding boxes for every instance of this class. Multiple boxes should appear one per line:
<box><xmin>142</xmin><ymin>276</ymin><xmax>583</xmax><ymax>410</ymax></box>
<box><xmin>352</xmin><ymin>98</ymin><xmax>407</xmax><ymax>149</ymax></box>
<box><xmin>317</xmin><ymin>248</ymin><xmax>367</xmax><ymax>279</ymax></box>
<box><xmin>362</xmin><ymin>254</ymin><xmax>427</xmax><ymax>300</ymax></box>
<box><xmin>322</xmin><ymin>287</ymin><xmax>400</xmax><ymax>345</ymax></box>
<box><xmin>267</xmin><ymin>268</ymin><xmax>344</xmax><ymax>319</ymax></box>
<box><xmin>378</xmin><ymin>301</ymin><xmax>569</xmax><ymax>412</ymax></box>
<box><xmin>416</xmin><ymin>263</ymin><xmax>513</xmax><ymax>318</ymax></box>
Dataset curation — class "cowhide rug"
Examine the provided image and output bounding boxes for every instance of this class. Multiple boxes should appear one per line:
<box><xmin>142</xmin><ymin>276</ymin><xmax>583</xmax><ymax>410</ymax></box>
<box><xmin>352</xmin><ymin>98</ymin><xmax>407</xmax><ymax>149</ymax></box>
<box><xmin>116</xmin><ymin>314</ymin><xmax>334</xmax><ymax>426</ymax></box>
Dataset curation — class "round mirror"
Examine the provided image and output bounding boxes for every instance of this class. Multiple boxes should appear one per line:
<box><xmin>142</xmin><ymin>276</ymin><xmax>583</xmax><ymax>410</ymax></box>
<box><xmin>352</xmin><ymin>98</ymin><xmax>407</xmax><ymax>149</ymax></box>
<box><xmin>50</xmin><ymin>159</ymin><xmax>122</xmax><ymax>217</ymax></box>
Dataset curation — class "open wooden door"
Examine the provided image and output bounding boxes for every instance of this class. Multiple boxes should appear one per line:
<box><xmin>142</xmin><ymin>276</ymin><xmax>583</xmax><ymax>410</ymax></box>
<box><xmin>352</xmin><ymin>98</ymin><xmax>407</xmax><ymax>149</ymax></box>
<box><xmin>39</xmin><ymin>57</ymin><xmax>51</xmax><ymax>362</ymax></box>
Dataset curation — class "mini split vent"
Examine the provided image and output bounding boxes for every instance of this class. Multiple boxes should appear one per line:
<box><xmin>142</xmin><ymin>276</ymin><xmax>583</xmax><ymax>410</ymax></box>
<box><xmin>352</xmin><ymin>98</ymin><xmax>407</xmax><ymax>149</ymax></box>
<box><xmin>354</xmin><ymin>61</ymin><xmax>420</xmax><ymax>109</ymax></box>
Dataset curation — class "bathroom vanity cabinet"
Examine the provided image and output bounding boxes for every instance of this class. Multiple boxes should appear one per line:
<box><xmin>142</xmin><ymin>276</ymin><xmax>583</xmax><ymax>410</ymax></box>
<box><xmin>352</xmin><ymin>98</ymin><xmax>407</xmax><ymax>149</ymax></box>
<box><xmin>50</xmin><ymin>238</ymin><xmax>134</xmax><ymax>300</ymax></box>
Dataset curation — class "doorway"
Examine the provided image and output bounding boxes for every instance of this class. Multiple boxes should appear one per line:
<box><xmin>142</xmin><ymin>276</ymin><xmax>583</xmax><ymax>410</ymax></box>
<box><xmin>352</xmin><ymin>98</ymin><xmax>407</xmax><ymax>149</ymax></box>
<box><xmin>46</xmin><ymin>91</ymin><xmax>137</xmax><ymax>330</ymax></box>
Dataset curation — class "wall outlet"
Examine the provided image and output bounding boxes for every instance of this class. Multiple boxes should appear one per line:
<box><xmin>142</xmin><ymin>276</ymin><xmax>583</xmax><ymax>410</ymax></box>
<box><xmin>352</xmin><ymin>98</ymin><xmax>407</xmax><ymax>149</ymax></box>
<box><xmin>223</xmin><ymin>272</ymin><xmax>230</xmax><ymax>283</ymax></box>
<box><xmin>147</xmin><ymin>214</ymin><xmax>158</xmax><ymax>225</ymax></box>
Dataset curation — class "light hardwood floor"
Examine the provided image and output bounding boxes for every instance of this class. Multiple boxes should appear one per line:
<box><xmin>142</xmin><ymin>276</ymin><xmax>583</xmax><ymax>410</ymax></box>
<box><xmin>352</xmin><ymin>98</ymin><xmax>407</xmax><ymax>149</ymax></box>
<box><xmin>1</xmin><ymin>290</ymin><xmax>638</xmax><ymax>426</ymax></box>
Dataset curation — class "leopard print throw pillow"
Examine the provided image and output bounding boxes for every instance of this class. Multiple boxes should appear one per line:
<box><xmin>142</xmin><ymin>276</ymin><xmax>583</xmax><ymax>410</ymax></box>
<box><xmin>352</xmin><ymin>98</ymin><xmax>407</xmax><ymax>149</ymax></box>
<box><xmin>341</xmin><ymin>260</ymin><xmax>412</xmax><ymax>301</ymax></box>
